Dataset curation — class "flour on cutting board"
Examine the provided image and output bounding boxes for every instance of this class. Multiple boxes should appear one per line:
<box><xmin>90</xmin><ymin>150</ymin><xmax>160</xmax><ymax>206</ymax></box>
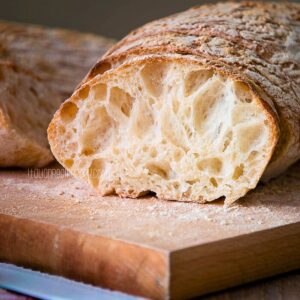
<box><xmin>0</xmin><ymin>162</ymin><xmax>299</xmax><ymax>250</ymax></box>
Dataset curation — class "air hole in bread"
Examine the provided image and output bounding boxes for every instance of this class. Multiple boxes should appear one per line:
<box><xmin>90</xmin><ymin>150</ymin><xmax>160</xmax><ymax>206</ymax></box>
<box><xmin>150</xmin><ymin>148</ymin><xmax>157</xmax><ymax>157</ymax></box>
<box><xmin>127</xmin><ymin>189</ymin><xmax>135</xmax><ymax>195</ymax></box>
<box><xmin>232</xmin><ymin>164</ymin><xmax>244</xmax><ymax>180</ymax></box>
<box><xmin>78</xmin><ymin>85</ymin><xmax>90</xmax><ymax>99</ymax></box>
<box><xmin>65</xmin><ymin>159</ymin><xmax>74</xmax><ymax>168</ymax></box>
<box><xmin>102</xmin><ymin>187</ymin><xmax>116</xmax><ymax>196</ymax></box>
<box><xmin>60</xmin><ymin>102</ymin><xmax>78</xmax><ymax>122</ymax></box>
<box><xmin>129</xmin><ymin>101</ymin><xmax>154</xmax><ymax>138</ymax></box>
<box><xmin>161</xmin><ymin>108</ymin><xmax>188</xmax><ymax>150</ymax></box>
<box><xmin>88</xmin><ymin>159</ymin><xmax>104</xmax><ymax>187</ymax></box>
<box><xmin>197</xmin><ymin>158</ymin><xmax>223</xmax><ymax>174</ymax></box>
<box><xmin>193</xmin><ymin>78</ymin><xmax>225</xmax><ymax>134</ymax></box>
<box><xmin>145</xmin><ymin>161</ymin><xmax>170</xmax><ymax>179</ymax></box>
<box><xmin>81</xmin><ymin>148</ymin><xmax>95</xmax><ymax>156</ymax></box>
<box><xmin>222</xmin><ymin>131</ymin><xmax>233</xmax><ymax>152</ymax></box>
<box><xmin>120</xmin><ymin>103</ymin><xmax>131</xmax><ymax>117</ymax></box>
<box><xmin>184</xmin><ymin>69</ymin><xmax>213</xmax><ymax>96</ymax></box>
<box><xmin>95</xmin><ymin>62</ymin><xmax>112</xmax><ymax>75</ymax></box>
<box><xmin>210</xmin><ymin>177</ymin><xmax>218</xmax><ymax>187</ymax></box>
<box><xmin>108</xmin><ymin>87</ymin><xmax>133</xmax><ymax>118</ymax></box>
<box><xmin>140</xmin><ymin>61</ymin><xmax>169</xmax><ymax>97</ymax></box>
<box><xmin>148</xmin><ymin>97</ymin><xmax>155</xmax><ymax>106</ymax></box>
<box><xmin>184</xmin><ymin>124</ymin><xmax>193</xmax><ymax>138</ymax></box>
<box><xmin>142</xmin><ymin>145</ymin><xmax>149</xmax><ymax>152</ymax></box>
<box><xmin>92</xmin><ymin>83</ymin><xmax>107</xmax><ymax>100</ymax></box>
<box><xmin>186</xmin><ymin>179</ymin><xmax>197</xmax><ymax>185</ymax></box>
<box><xmin>248</xmin><ymin>150</ymin><xmax>259</xmax><ymax>162</ymax></box>
<box><xmin>233</xmin><ymin>81</ymin><xmax>253</xmax><ymax>103</ymax></box>
<box><xmin>232</xmin><ymin>105</ymin><xmax>257</xmax><ymax>124</ymax></box>
<box><xmin>237</xmin><ymin>123</ymin><xmax>264</xmax><ymax>153</ymax></box>
<box><xmin>173</xmin><ymin>182</ymin><xmax>180</xmax><ymax>189</ymax></box>
<box><xmin>79</xmin><ymin>106</ymin><xmax>112</xmax><ymax>153</ymax></box>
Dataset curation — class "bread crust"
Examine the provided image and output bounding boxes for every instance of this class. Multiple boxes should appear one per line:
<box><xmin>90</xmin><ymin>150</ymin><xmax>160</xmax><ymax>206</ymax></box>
<box><xmin>0</xmin><ymin>61</ymin><xmax>57</xmax><ymax>167</ymax></box>
<box><xmin>0</xmin><ymin>20</ymin><xmax>115</xmax><ymax>99</ymax></box>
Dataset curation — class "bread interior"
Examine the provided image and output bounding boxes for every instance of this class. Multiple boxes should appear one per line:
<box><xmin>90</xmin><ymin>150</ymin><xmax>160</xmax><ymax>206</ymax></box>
<box><xmin>54</xmin><ymin>59</ymin><xmax>275</xmax><ymax>203</ymax></box>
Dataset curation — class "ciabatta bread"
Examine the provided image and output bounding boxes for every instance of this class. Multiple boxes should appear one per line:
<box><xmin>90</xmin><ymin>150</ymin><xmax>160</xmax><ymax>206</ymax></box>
<box><xmin>48</xmin><ymin>2</ymin><xmax>300</xmax><ymax>204</ymax></box>
<box><xmin>0</xmin><ymin>21</ymin><xmax>114</xmax><ymax>167</ymax></box>
<box><xmin>0</xmin><ymin>62</ymin><xmax>60</xmax><ymax>167</ymax></box>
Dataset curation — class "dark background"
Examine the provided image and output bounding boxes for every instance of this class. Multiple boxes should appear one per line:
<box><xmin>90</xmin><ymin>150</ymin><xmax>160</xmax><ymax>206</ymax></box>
<box><xmin>0</xmin><ymin>0</ymin><xmax>299</xmax><ymax>40</ymax></box>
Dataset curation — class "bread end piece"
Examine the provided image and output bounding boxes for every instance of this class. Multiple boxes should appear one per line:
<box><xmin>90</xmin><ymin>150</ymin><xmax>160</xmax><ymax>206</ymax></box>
<box><xmin>48</xmin><ymin>57</ymin><xmax>278</xmax><ymax>204</ymax></box>
<box><xmin>0</xmin><ymin>62</ymin><xmax>60</xmax><ymax>167</ymax></box>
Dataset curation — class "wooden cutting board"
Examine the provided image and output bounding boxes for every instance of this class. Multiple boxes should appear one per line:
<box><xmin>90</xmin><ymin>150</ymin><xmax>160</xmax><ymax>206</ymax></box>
<box><xmin>0</xmin><ymin>162</ymin><xmax>299</xmax><ymax>300</ymax></box>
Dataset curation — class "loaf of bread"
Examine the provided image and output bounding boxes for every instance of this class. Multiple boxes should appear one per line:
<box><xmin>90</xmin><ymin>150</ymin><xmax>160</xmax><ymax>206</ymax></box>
<box><xmin>0</xmin><ymin>21</ymin><xmax>114</xmax><ymax>167</ymax></box>
<box><xmin>0</xmin><ymin>62</ymin><xmax>60</xmax><ymax>167</ymax></box>
<box><xmin>48</xmin><ymin>2</ymin><xmax>300</xmax><ymax>204</ymax></box>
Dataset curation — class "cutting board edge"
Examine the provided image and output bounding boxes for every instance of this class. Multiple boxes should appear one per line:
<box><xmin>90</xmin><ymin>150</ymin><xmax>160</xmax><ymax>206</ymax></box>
<box><xmin>0</xmin><ymin>213</ymin><xmax>170</xmax><ymax>300</ymax></box>
<box><xmin>169</xmin><ymin>221</ymin><xmax>300</xmax><ymax>299</ymax></box>
<box><xmin>1</xmin><ymin>212</ymin><xmax>300</xmax><ymax>300</ymax></box>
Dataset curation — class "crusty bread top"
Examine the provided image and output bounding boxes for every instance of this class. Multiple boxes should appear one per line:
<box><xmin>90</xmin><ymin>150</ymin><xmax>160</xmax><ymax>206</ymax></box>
<box><xmin>0</xmin><ymin>20</ymin><xmax>115</xmax><ymax>99</ymax></box>
<box><xmin>82</xmin><ymin>1</ymin><xmax>300</xmax><ymax>179</ymax></box>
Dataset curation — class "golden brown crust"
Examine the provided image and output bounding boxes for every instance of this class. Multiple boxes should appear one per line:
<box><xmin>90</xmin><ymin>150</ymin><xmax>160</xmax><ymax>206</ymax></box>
<box><xmin>0</xmin><ymin>20</ymin><xmax>115</xmax><ymax>99</ymax></box>
<box><xmin>0</xmin><ymin>61</ymin><xmax>57</xmax><ymax>167</ymax></box>
<box><xmin>81</xmin><ymin>1</ymin><xmax>300</xmax><ymax>179</ymax></box>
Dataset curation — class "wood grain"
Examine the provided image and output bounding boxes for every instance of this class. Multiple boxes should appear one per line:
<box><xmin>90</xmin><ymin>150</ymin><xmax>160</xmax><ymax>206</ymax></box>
<box><xmin>0</xmin><ymin>214</ymin><xmax>167</xmax><ymax>299</ymax></box>
<box><xmin>170</xmin><ymin>223</ymin><xmax>300</xmax><ymax>299</ymax></box>
<box><xmin>0</xmin><ymin>161</ymin><xmax>299</xmax><ymax>299</ymax></box>
<box><xmin>203</xmin><ymin>270</ymin><xmax>300</xmax><ymax>300</ymax></box>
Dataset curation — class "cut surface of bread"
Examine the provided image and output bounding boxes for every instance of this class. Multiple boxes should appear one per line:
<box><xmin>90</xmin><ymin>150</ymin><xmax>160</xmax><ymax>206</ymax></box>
<box><xmin>49</xmin><ymin>58</ymin><xmax>277</xmax><ymax>203</ymax></box>
<box><xmin>0</xmin><ymin>62</ymin><xmax>60</xmax><ymax>167</ymax></box>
